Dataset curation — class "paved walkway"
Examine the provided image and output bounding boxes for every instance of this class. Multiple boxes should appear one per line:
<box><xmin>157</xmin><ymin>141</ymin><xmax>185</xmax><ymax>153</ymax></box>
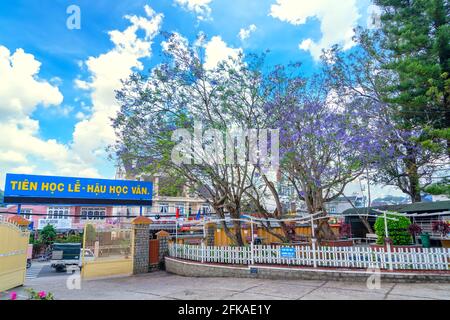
<box><xmin>2</xmin><ymin>271</ymin><xmax>446</xmax><ymax>300</ymax></box>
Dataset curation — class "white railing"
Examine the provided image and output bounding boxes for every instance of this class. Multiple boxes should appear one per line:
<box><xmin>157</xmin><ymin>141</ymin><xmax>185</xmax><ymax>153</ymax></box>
<box><xmin>169</xmin><ymin>244</ymin><xmax>450</xmax><ymax>271</ymax></box>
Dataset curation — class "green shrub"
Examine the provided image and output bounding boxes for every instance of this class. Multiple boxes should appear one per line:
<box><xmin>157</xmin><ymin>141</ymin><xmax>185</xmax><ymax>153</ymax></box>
<box><xmin>60</xmin><ymin>234</ymin><xmax>83</xmax><ymax>243</ymax></box>
<box><xmin>39</xmin><ymin>224</ymin><xmax>57</xmax><ymax>245</ymax></box>
<box><xmin>374</xmin><ymin>213</ymin><xmax>412</xmax><ymax>245</ymax></box>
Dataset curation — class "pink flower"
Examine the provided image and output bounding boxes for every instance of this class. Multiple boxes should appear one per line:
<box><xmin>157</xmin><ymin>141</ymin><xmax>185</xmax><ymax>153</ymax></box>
<box><xmin>10</xmin><ymin>292</ymin><xmax>17</xmax><ymax>300</ymax></box>
<box><xmin>38</xmin><ymin>291</ymin><xmax>46</xmax><ymax>299</ymax></box>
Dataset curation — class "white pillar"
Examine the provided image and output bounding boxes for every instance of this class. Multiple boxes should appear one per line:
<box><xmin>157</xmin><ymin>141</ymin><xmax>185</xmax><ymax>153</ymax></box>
<box><xmin>384</xmin><ymin>211</ymin><xmax>394</xmax><ymax>271</ymax></box>
<box><xmin>201</xmin><ymin>242</ymin><xmax>205</xmax><ymax>263</ymax></box>
<box><xmin>311</xmin><ymin>238</ymin><xmax>317</xmax><ymax>268</ymax></box>
<box><xmin>311</xmin><ymin>215</ymin><xmax>317</xmax><ymax>268</ymax></box>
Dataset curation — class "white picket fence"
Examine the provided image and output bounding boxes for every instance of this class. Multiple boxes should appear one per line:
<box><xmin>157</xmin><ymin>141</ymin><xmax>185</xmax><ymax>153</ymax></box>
<box><xmin>168</xmin><ymin>244</ymin><xmax>450</xmax><ymax>271</ymax></box>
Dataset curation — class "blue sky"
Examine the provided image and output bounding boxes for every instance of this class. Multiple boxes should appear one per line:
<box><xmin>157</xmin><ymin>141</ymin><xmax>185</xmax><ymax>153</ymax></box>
<box><xmin>0</xmin><ymin>0</ymin><xmax>400</xmax><ymax>198</ymax></box>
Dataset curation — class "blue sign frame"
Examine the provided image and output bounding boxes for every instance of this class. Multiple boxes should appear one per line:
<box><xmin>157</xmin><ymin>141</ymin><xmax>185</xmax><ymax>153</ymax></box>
<box><xmin>4</xmin><ymin>173</ymin><xmax>153</xmax><ymax>206</ymax></box>
<box><xmin>280</xmin><ymin>247</ymin><xmax>296</xmax><ymax>259</ymax></box>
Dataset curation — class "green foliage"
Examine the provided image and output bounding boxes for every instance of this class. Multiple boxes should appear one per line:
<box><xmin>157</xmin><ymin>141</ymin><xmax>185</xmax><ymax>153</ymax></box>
<box><xmin>158</xmin><ymin>175</ymin><xmax>186</xmax><ymax>197</ymax></box>
<box><xmin>374</xmin><ymin>213</ymin><xmax>413</xmax><ymax>245</ymax></box>
<box><xmin>85</xmin><ymin>224</ymin><xmax>97</xmax><ymax>243</ymax></box>
<box><xmin>59</xmin><ymin>234</ymin><xmax>83</xmax><ymax>243</ymax></box>
<box><xmin>39</xmin><ymin>224</ymin><xmax>57</xmax><ymax>245</ymax></box>
<box><xmin>424</xmin><ymin>178</ymin><xmax>450</xmax><ymax>196</ymax></box>
<box><xmin>375</xmin><ymin>0</ymin><xmax>449</xmax><ymax>132</ymax></box>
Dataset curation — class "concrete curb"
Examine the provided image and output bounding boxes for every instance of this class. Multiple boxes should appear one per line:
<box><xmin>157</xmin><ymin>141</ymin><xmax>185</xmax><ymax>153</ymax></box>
<box><xmin>165</xmin><ymin>257</ymin><xmax>450</xmax><ymax>283</ymax></box>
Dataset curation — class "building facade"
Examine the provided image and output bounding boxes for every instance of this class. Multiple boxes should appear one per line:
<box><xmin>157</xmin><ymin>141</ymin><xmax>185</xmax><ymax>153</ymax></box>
<box><xmin>5</xmin><ymin>204</ymin><xmax>115</xmax><ymax>232</ymax></box>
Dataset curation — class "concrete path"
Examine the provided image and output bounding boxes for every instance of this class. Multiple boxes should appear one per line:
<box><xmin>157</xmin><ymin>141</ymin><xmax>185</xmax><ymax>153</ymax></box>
<box><xmin>4</xmin><ymin>271</ymin><xmax>450</xmax><ymax>300</ymax></box>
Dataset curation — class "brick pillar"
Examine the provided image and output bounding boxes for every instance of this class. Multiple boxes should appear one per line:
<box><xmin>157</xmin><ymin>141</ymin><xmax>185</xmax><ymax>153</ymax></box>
<box><xmin>205</xmin><ymin>222</ymin><xmax>216</xmax><ymax>246</ymax></box>
<box><xmin>132</xmin><ymin>216</ymin><xmax>152</xmax><ymax>274</ymax></box>
<box><xmin>156</xmin><ymin>230</ymin><xmax>170</xmax><ymax>269</ymax></box>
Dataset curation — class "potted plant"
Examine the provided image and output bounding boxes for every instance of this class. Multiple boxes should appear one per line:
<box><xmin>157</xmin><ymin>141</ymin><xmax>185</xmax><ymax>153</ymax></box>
<box><xmin>320</xmin><ymin>223</ymin><xmax>353</xmax><ymax>247</ymax></box>
<box><xmin>432</xmin><ymin>220</ymin><xmax>450</xmax><ymax>248</ymax></box>
<box><xmin>407</xmin><ymin>223</ymin><xmax>430</xmax><ymax>248</ymax></box>
<box><xmin>339</xmin><ymin>223</ymin><xmax>352</xmax><ymax>239</ymax></box>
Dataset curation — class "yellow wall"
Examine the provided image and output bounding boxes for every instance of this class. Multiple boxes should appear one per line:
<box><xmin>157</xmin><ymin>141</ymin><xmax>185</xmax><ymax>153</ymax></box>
<box><xmin>0</xmin><ymin>222</ymin><xmax>29</xmax><ymax>292</ymax></box>
<box><xmin>81</xmin><ymin>259</ymin><xmax>133</xmax><ymax>279</ymax></box>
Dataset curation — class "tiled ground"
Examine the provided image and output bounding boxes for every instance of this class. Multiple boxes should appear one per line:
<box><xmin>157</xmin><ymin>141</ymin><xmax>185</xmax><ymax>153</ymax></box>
<box><xmin>3</xmin><ymin>271</ymin><xmax>449</xmax><ymax>300</ymax></box>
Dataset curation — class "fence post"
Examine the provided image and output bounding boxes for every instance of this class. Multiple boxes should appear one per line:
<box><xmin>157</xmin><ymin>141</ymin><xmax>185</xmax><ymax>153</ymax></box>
<box><xmin>250</xmin><ymin>242</ymin><xmax>255</xmax><ymax>265</ymax></box>
<box><xmin>383</xmin><ymin>211</ymin><xmax>394</xmax><ymax>271</ymax></box>
<box><xmin>311</xmin><ymin>238</ymin><xmax>317</xmax><ymax>268</ymax></box>
<box><xmin>201</xmin><ymin>242</ymin><xmax>205</xmax><ymax>263</ymax></box>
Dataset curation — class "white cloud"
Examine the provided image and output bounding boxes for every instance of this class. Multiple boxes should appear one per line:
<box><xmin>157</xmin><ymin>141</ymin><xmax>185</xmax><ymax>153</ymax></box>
<box><xmin>74</xmin><ymin>79</ymin><xmax>90</xmax><ymax>90</ymax></box>
<box><xmin>71</xmin><ymin>6</ymin><xmax>163</xmax><ymax>165</ymax></box>
<box><xmin>204</xmin><ymin>36</ymin><xmax>242</xmax><ymax>69</ymax></box>
<box><xmin>0</xmin><ymin>6</ymin><xmax>163</xmax><ymax>188</ymax></box>
<box><xmin>269</xmin><ymin>0</ymin><xmax>361</xmax><ymax>60</ymax></box>
<box><xmin>75</xmin><ymin>111</ymin><xmax>87</xmax><ymax>120</ymax></box>
<box><xmin>174</xmin><ymin>0</ymin><xmax>212</xmax><ymax>21</ymax></box>
<box><xmin>0</xmin><ymin>46</ymin><xmax>63</xmax><ymax>119</ymax></box>
<box><xmin>238</xmin><ymin>24</ymin><xmax>257</xmax><ymax>41</ymax></box>
<box><xmin>0</xmin><ymin>46</ymin><xmax>93</xmax><ymax>185</ymax></box>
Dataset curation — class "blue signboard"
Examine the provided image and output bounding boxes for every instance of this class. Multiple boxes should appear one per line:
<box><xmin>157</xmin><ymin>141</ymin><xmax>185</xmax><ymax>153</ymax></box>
<box><xmin>4</xmin><ymin>173</ymin><xmax>153</xmax><ymax>206</ymax></box>
<box><xmin>280</xmin><ymin>247</ymin><xmax>296</xmax><ymax>259</ymax></box>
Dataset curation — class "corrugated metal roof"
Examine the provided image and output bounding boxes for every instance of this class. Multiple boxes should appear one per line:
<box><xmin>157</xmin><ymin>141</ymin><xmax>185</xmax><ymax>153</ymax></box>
<box><xmin>342</xmin><ymin>201</ymin><xmax>450</xmax><ymax>216</ymax></box>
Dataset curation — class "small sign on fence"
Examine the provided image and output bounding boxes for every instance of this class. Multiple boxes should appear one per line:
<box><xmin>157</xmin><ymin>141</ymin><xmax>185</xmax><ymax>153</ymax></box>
<box><xmin>280</xmin><ymin>247</ymin><xmax>296</xmax><ymax>259</ymax></box>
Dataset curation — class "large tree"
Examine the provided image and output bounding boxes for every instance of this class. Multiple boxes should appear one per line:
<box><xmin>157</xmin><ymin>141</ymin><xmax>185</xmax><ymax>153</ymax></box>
<box><xmin>323</xmin><ymin>23</ymin><xmax>448</xmax><ymax>203</ymax></box>
<box><xmin>113</xmin><ymin>33</ymin><xmax>295</xmax><ymax>244</ymax></box>
<box><xmin>264</xmin><ymin>70</ymin><xmax>381</xmax><ymax>240</ymax></box>
<box><xmin>374</xmin><ymin>0</ymin><xmax>450</xmax><ymax>156</ymax></box>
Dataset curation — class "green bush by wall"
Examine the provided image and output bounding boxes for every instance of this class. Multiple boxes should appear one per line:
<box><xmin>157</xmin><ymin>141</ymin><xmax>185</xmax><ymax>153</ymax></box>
<box><xmin>374</xmin><ymin>213</ymin><xmax>412</xmax><ymax>245</ymax></box>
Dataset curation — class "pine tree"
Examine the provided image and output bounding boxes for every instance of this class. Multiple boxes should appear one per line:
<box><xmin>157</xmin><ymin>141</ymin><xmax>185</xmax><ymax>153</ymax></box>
<box><xmin>375</xmin><ymin>0</ymin><xmax>450</xmax><ymax>154</ymax></box>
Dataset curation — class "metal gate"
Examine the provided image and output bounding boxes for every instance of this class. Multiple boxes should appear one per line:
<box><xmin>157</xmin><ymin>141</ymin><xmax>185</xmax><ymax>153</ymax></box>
<box><xmin>0</xmin><ymin>216</ymin><xmax>29</xmax><ymax>292</ymax></box>
<box><xmin>149</xmin><ymin>239</ymin><xmax>159</xmax><ymax>265</ymax></box>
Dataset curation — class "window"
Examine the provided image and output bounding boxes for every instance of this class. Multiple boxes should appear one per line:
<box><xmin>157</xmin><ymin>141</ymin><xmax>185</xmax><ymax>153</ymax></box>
<box><xmin>21</xmin><ymin>209</ymin><xmax>32</xmax><ymax>220</ymax></box>
<box><xmin>81</xmin><ymin>207</ymin><xmax>106</xmax><ymax>220</ymax></box>
<box><xmin>159</xmin><ymin>203</ymin><xmax>169</xmax><ymax>214</ymax></box>
<box><xmin>328</xmin><ymin>207</ymin><xmax>337</xmax><ymax>214</ymax></box>
<box><xmin>201</xmin><ymin>204</ymin><xmax>210</xmax><ymax>214</ymax></box>
<box><xmin>175</xmin><ymin>203</ymin><xmax>185</xmax><ymax>215</ymax></box>
<box><xmin>47</xmin><ymin>207</ymin><xmax>70</xmax><ymax>219</ymax></box>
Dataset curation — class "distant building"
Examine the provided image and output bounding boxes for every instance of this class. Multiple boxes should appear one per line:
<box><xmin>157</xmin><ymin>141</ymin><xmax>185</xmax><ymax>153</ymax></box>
<box><xmin>4</xmin><ymin>204</ymin><xmax>115</xmax><ymax>232</ymax></box>
<box><xmin>343</xmin><ymin>200</ymin><xmax>450</xmax><ymax>242</ymax></box>
<box><xmin>325</xmin><ymin>195</ymin><xmax>367</xmax><ymax>214</ymax></box>
<box><xmin>114</xmin><ymin>166</ymin><xmax>213</xmax><ymax>220</ymax></box>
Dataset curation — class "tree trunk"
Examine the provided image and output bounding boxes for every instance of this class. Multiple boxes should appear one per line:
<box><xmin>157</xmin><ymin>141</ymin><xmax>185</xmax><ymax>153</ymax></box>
<box><xmin>404</xmin><ymin>152</ymin><xmax>421</xmax><ymax>203</ymax></box>
<box><xmin>315</xmin><ymin>216</ymin><xmax>337</xmax><ymax>241</ymax></box>
<box><xmin>232</xmin><ymin>220</ymin><xmax>244</xmax><ymax>246</ymax></box>
<box><xmin>359</xmin><ymin>216</ymin><xmax>374</xmax><ymax>234</ymax></box>
<box><xmin>306</xmin><ymin>191</ymin><xmax>337</xmax><ymax>241</ymax></box>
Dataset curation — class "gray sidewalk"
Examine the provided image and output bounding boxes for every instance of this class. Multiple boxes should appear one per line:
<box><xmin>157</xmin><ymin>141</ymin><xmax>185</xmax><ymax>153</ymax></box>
<box><xmin>2</xmin><ymin>271</ymin><xmax>449</xmax><ymax>300</ymax></box>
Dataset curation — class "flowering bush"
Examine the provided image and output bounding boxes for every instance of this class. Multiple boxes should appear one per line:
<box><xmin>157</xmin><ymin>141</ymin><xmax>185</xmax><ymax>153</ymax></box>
<box><xmin>432</xmin><ymin>221</ymin><xmax>450</xmax><ymax>238</ymax></box>
<box><xmin>339</xmin><ymin>223</ymin><xmax>352</xmax><ymax>239</ymax></box>
<box><xmin>25</xmin><ymin>288</ymin><xmax>54</xmax><ymax>300</ymax></box>
<box><xmin>407</xmin><ymin>223</ymin><xmax>422</xmax><ymax>236</ymax></box>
